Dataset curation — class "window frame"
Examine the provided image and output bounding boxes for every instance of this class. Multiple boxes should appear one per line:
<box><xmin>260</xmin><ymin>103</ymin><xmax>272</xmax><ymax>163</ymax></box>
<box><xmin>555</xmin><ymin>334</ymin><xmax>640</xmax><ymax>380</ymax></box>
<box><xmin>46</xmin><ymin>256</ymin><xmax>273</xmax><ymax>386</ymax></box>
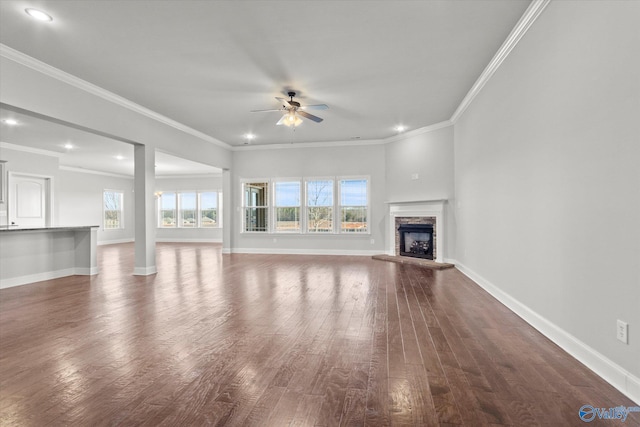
<box><xmin>241</xmin><ymin>179</ymin><xmax>270</xmax><ymax>233</ymax></box>
<box><xmin>272</xmin><ymin>178</ymin><xmax>302</xmax><ymax>233</ymax></box>
<box><xmin>239</xmin><ymin>176</ymin><xmax>370</xmax><ymax>235</ymax></box>
<box><xmin>103</xmin><ymin>189</ymin><xmax>124</xmax><ymax>230</ymax></box>
<box><xmin>157</xmin><ymin>190</ymin><xmax>222</xmax><ymax>229</ymax></box>
<box><xmin>304</xmin><ymin>176</ymin><xmax>336</xmax><ymax>234</ymax></box>
<box><xmin>337</xmin><ymin>176</ymin><xmax>370</xmax><ymax>234</ymax></box>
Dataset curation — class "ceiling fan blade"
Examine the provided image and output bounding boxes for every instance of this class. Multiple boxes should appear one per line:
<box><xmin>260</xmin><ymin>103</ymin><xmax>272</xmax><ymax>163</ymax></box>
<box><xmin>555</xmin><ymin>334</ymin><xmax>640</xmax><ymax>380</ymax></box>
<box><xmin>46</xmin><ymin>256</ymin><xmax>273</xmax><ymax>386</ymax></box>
<box><xmin>250</xmin><ymin>108</ymin><xmax>285</xmax><ymax>113</ymax></box>
<box><xmin>276</xmin><ymin>115</ymin><xmax>288</xmax><ymax>125</ymax></box>
<box><xmin>300</xmin><ymin>104</ymin><xmax>329</xmax><ymax>111</ymax></box>
<box><xmin>298</xmin><ymin>110</ymin><xmax>323</xmax><ymax>123</ymax></box>
<box><xmin>276</xmin><ymin>97</ymin><xmax>292</xmax><ymax>108</ymax></box>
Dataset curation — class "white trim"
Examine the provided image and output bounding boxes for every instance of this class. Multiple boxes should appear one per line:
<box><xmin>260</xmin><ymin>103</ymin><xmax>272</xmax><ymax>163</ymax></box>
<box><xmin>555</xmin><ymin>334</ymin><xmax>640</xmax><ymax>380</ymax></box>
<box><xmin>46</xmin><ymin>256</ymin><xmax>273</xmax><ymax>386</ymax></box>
<box><xmin>156</xmin><ymin>238</ymin><xmax>222</xmax><ymax>243</ymax></box>
<box><xmin>97</xmin><ymin>238</ymin><xmax>135</xmax><ymax>246</ymax></box>
<box><xmin>60</xmin><ymin>165</ymin><xmax>132</xmax><ymax>179</ymax></box>
<box><xmin>74</xmin><ymin>267</ymin><xmax>99</xmax><ymax>275</ymax></box>
<box><xmin>0</xmin><ymin>267</ymin><xmax>98</xmax><ymax>289</ymax></box>
<box><xmin>455</xmin><ymin>261</ymin><xmax>640</xmax><ymax>405</ymax></box>
<box><xmin>0</xmin><ymin>44</ymin><xmax>230</xmax><ymax>150</ymax></box>
<box><xmin>133</xmin><ymin>266</ymin><xmax>157</xmax><ymax>276</ymax></box>
<box><xmin>232</xmin><ymin>121</ymin><xmax>454</xmax><ymax>151</ymax></box>
<box><xmin>450</xmin><ymin>0</ymin><xmax>551</xmax><ymax>123</ymax></box>
<box><xmin>155</xmin><ymin>173</ymin><xmax>223</xmax><ymax>180</ymax></box>
<box><xmin>230</xmin><ymin>248</ymin><xmax>379</xmax><ymax>256</ymax></box>
<box><xmin>384</xmin><ymin>120</ymin><xmax>453</xmax><ymax>144</ymax></box>
<box><xmin>0</xmin><ymin>141</ymin><xmax>64</xmax><ymax>158</ymax></box>
<box><xmin>233</xmin><ymin>138</ymin><xmax>384</xmax><ymax>151</ymax></box>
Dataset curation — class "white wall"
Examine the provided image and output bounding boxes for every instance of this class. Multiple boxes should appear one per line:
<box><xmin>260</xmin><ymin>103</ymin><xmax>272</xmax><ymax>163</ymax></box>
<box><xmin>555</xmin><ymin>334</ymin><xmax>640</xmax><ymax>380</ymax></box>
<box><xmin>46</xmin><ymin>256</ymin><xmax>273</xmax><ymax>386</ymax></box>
<box><xmin>385</xmin><ymin>125</ymin><xmax>455</xmax><ymax>259</ymax></box>
<box><xmin>232</xmin><ymin>143</ymin><xmax>386</xmax><ymax>254</ymax></box>
<box><xmin>155</xmin><ymin>175</ymin><xmax>223</xmax><ymax>242</ymax></box>
<box><xmin>57</xmin><ymin>168</ymin><xmax>135</xmax><ymax>244</ymax></box>
<box><xmin>454</xmin><ymin>0</ymin><xmax>640</xmax><ymax>398</ymax></box>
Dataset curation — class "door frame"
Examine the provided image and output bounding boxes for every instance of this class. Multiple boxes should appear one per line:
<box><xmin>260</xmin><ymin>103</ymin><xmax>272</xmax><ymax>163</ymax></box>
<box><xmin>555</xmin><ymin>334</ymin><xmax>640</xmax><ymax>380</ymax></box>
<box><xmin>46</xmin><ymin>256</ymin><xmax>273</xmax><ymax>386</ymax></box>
<box><xmin>7</xmin><ymin>171</ymin><xmax>54</xmax><ymax>227</ymax></box>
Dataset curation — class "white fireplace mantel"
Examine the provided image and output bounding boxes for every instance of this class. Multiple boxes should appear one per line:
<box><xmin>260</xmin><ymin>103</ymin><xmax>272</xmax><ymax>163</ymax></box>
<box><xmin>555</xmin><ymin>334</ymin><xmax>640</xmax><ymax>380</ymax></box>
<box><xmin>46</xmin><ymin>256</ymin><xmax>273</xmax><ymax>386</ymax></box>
<box><xmin>387</xmin><ymin>199</ymin><xmax>447</xmax><ymax>263</ymax></box>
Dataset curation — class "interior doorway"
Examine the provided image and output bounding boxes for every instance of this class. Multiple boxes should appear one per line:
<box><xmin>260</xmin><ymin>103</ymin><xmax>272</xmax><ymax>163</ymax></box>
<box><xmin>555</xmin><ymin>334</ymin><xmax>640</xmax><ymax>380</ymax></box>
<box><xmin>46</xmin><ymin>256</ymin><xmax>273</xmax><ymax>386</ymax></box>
<box><xmin>7</xmin><ymin>172</ymin><xmax>53</xmax><ymax>227</ymax></box>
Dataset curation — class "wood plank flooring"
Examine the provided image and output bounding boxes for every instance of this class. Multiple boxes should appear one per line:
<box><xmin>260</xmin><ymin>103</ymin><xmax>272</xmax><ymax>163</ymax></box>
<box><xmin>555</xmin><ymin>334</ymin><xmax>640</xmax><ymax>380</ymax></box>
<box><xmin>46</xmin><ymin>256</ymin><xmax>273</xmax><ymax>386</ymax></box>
<box><xmin>0</xmin><ymin>242</ymin><xmax>637</xmax><ymax>426</ymax></box>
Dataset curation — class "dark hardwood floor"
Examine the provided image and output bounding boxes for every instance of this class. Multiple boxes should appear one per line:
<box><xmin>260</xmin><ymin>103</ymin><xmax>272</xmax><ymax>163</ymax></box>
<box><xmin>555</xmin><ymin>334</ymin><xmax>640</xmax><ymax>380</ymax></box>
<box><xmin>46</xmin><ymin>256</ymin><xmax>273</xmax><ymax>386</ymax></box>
<box><xmin>0</xmin><ymin>243</ymin><xmax>637</xmax><ymax>426</ymax></box>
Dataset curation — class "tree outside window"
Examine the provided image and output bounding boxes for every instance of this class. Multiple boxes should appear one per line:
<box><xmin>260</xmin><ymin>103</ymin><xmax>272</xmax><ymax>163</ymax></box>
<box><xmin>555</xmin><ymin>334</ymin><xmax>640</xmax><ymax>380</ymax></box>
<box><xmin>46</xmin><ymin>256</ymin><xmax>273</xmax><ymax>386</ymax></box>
<box><xmin>306</xmin><ymin>179</ymin><xmax>334</xmax><ymax>233</ymax></box>
<box><xmin>103</xmin><ymin>190</ymin><xmax>123</xmax><ymax>229</ymax></box>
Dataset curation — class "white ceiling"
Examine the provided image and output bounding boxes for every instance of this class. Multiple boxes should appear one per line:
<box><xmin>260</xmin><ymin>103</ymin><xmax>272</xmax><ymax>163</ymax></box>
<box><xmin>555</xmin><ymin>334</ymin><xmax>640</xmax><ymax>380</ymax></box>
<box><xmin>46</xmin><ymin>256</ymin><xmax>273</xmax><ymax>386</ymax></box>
<box><xmin>0</xmin><ymin>0</ymin><xmax>531</xmax><ymax>151</ymax></box>
<box><xmin>0</xmin><ymin>106</ymin><xmax>222</xmax><ymax>177</ymax></box>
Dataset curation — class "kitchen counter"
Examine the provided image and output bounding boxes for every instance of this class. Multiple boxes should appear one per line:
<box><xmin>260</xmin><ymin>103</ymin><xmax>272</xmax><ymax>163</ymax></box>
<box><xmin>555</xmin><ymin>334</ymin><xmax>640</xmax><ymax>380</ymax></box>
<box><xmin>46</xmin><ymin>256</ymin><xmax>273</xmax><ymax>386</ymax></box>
<box><xmin>0</xmin><ymin>225</ymin><xmax>99</xmax><ymax>288</ymax></box>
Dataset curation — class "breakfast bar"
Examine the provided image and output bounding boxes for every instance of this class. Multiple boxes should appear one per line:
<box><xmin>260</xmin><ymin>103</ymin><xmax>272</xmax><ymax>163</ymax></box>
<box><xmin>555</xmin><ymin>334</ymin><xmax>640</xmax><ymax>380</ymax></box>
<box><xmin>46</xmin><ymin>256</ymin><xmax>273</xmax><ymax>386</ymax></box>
<box><xmin>0</xmin><ymin>225</ymin><xmax>99</xmax><ymax>289</ymax></box>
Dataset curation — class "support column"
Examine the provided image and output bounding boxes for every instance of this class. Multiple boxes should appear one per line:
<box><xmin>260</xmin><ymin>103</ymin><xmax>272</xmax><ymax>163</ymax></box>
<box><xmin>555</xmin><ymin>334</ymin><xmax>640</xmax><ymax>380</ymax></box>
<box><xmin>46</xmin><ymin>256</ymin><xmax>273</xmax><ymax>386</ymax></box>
<box><xmin>222</xmin><ymin>169</ymin><xmax>232</xmax><ymax>254</ymax></box>
<box><xmin>133</xmin><ymin>144</ymin><xmax>157</xmax><ymax>275</ymax></box>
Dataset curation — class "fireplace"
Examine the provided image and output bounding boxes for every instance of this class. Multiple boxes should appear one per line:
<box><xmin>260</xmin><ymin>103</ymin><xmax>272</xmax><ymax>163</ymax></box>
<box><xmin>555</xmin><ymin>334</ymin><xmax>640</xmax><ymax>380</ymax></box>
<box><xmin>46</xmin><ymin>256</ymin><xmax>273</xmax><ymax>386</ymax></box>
<box><xmin>398</xmin><ymin>223</ymin><xmax>434</xmax><ymax>260</ymax></box>
<box><xmin>388</xmin><ymin>200</ymin><xmax>445</xmax><ymax>263</ymax></box>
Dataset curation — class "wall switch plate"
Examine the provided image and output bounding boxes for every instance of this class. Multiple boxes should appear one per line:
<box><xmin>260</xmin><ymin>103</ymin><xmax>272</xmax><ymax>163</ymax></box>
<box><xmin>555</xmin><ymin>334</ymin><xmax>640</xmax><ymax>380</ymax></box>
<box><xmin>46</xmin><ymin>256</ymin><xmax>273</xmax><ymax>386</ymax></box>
<box><xmin>411</xmin><ymin>173</ymin><xmax>419</xmax><ymax>180</ymax></box>
<box><xmin>616</xmin><ymin>319</ymin><xmax>628</xmax><ymax>344</ymax></box>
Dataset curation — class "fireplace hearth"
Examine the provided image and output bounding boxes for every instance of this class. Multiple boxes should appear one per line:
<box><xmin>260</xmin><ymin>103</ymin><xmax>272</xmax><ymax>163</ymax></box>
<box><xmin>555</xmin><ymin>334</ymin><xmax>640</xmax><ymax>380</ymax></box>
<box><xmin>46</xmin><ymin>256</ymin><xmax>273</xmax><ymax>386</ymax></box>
<box><xmin>398</xmin><ymin>223</ymin><xmax>434</xmax><ymax>260</ymax></box>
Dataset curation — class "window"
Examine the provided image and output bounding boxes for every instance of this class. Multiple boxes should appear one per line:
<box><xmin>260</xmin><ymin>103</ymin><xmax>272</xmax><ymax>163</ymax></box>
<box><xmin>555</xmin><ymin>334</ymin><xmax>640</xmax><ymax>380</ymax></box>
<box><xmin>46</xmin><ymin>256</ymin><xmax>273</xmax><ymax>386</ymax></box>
<box><xmin>306</xmin><ymin>179</ymin><xmax>334</xmax><ymax>233</ymax></box>
<box><xmin>103</xmin><ymin>190</ymin><xmax>124</xmax><ymax>229</ymax></box>
<box><xmin>243</xmin><ymin>182</ymin><xmax>268</xmax><ymax>232</ymax></box>
<box><xmin>158</xmin><ymin>191</ymin><xmax>221</xmax><ymax>228</ymax></box>
<box><xmin>159</xmin><ymin>192</ymin><xmax>177</xmax><ymax>227</ymax></box>
<box><xmin>179</xmin><ymin>192</ymin><xmax>197</xmax><ymax>227</ymax></box>
<box><xmin>274</xmin><ymin>181</ymin><xmax>301</xmax><ymax>232</ymax></box>
<box><xmin>339</xmin><ymin>178</ymin><xmax>368</xmax><ymax>233</ymax></box>
<box><xmin>240</xmin><ymin>177</ymin><xmax>369</xmax><ymax>234</ymax></box>
<box><xmin>200</xmin><ymin>192</ymin><xmax>218</xmax><ymax>228</ymax></box>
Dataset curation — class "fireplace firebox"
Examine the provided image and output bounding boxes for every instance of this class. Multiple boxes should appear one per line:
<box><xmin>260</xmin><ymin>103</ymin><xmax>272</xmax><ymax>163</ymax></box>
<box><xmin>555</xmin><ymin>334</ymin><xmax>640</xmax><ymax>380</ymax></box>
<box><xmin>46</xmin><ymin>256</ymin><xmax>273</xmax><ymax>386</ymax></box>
<box><xmin>398</xmin><ymin>224</ymin><xmax>434</xmax><ymax>260</ymax></box>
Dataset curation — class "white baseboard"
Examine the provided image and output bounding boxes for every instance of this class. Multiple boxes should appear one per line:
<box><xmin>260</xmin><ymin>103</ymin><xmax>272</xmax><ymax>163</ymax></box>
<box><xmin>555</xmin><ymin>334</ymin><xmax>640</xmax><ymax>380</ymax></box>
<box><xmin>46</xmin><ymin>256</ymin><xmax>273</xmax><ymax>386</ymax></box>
<box><xmin>229</xmin><ymin>248</ymin><xmax>381</xmax><ymax>256</ymax></box>
<box><xmin>156</xmin><ymin>238</ymin><xmax>222</xmax><ymax>243</ymax></box>
<box><xmin>454</xmin><ymin>260</ymin><xmax>640</xmax><ymax>405</ymax></box>
<box><xmin>133</xmin><ymin>266</ymin><xmax>157</xmax><ymax>276</ymax></box>
<box><xmin>1</xmin><ymin>268</ymin><xmax>76</xmax><ymax>289</ymax></box>
<box><xmin>98</xmin><ymin>238</ymin><xmax>134</xmax><ymax>246</ymax></box>
<box><xmin>74</xmin><ymin>267</ymin><xmax>99</xmax><ymax>275</ymax></box>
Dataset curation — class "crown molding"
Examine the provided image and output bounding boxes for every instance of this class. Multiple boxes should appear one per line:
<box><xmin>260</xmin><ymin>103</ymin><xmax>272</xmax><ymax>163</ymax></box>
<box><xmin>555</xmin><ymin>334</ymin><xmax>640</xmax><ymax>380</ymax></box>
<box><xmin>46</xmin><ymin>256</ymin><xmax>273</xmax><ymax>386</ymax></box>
<box><xmin>232</xmin><ymin>137</ymin><xmax>385</xmax><ymax>151</ymax></box>
<box><xmin>0</xmin><ymin>141</ymin><xmax>64</xmax><ymax>158</ymax></box>
<box><xmin>59</xmin><ymin>165</ymin><xmax>132</xmax><ymax>179</ymax></box>
<box><xmin>450</xmin><ymin>0</ymin><xmax>551</xmax><ymax>123</ymax></box>
<box><xmin>233</xmin><ymin>120</ymin><xmax>454</xmax><ymax>151</ymax></box>
<box><xmin>383</xmin><ymin>120</ymin><xmax>453</xmax><ymax>144</ymax></box>
<box><xmin>0</xmin><ymin>44</ymin><xmax>231</xmax><ymax>150</ymax></box>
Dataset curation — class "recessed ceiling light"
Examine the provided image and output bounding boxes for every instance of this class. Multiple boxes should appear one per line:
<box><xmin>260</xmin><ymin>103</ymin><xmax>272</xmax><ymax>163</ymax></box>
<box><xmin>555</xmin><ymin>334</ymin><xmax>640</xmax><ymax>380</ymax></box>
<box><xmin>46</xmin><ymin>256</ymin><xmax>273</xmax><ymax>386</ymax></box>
<box><xmin>245</xmin><ymin>133</ymin><xmax>256</xmax><ymax>140</ymax></box>
<box><xmin>2</xmin><ymin>119</ymin><xmax>18</xmax><ymax>126</ymax></box>
<box><xmin>64</xmin><ymin>143</ymin><xmax>73</xmax><ymax>150</ymax></box>
<box><xmin>115</xmin><ymin>155</ymin><xmax>124</xmax><ymax>160</ymax></box>
<box><xmin>25</xmin><ymin>8</ymin><xmax>53</xmax><ymax>22</ymax></box>
<box><xmin>395</xmin><ymin>125</ymin><xmax>407</xmax><ymax>133</ymax></box>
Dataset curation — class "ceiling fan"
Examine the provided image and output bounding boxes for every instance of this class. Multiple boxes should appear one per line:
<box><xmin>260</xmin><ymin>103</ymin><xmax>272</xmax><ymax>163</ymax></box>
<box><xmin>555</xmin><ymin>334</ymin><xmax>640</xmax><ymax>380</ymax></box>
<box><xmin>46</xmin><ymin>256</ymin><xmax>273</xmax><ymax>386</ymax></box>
<box><xmin>251</xmin><ymin>91</ymin><xmax>328</xmax><ymax>127</ymax></box>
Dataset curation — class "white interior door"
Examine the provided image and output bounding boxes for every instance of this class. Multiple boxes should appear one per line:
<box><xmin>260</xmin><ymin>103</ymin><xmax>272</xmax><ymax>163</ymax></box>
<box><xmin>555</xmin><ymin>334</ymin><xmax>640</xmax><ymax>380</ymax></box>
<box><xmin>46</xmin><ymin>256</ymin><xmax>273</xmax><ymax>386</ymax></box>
<box><xmin>8</xmin><ymin>174</ymin><xmax>49</xmax><ymax>227</ymax></box>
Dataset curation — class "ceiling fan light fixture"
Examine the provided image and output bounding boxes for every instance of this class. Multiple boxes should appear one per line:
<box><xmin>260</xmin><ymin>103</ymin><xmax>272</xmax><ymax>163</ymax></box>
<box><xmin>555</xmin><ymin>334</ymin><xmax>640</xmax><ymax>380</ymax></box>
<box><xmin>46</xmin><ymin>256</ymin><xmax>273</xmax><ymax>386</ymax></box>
<box><xmin>282</xmin><ymin>112</ymin><xmax>303</xmax><ymax>127</ymax></box>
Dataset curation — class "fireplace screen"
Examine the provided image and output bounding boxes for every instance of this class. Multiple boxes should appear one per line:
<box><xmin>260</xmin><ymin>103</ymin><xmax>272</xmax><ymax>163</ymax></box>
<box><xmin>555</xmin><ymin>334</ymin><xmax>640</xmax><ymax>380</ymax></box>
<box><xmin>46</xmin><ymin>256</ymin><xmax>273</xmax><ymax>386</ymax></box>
<box><xmin>398</xmin><ymin>224</ymin><xmax>434</xmax><ymax>260</ymax></box>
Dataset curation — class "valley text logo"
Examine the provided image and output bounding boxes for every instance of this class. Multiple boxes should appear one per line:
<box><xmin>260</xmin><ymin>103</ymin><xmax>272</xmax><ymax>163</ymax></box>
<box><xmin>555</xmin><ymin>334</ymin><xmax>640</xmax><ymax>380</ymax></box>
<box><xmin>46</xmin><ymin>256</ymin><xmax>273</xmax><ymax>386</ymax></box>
<box><xmin>579</xmin><ymin>405</ymin><xmax>640</xmax><ymax>422</ymax></box>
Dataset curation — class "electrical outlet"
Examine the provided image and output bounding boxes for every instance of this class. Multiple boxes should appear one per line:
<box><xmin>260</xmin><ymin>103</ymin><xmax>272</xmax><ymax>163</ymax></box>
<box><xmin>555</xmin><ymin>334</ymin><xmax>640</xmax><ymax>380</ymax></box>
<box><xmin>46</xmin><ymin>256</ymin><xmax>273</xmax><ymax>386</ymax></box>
<box><xmin>616</xmin><ymin>320</ymin><xmax>628</xmax><ymax>344</ymax></box>
<box><xmin>370</xmin><ymin>238</ymin><xmax>375</xmax><ymax>245</ymax></box>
